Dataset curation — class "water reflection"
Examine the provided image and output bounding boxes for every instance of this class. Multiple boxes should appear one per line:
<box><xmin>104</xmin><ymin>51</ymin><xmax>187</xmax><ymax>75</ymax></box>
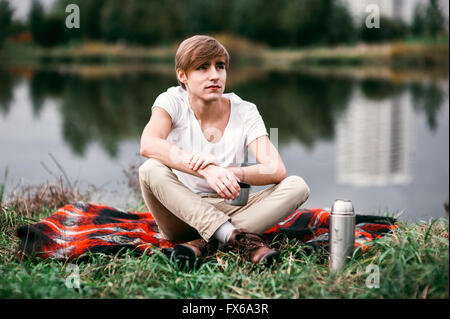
<box><xmin>1</xmin><ymin>69</ymin><xmax>359</xmax><ymax>154</ymax></box>
<box><xmin>232</xmin><ymin>72</ymin><xmax>355</xmax><ymax>148</ymax></box>
<box><xmin>0</xmin><ymin>66</ymin><xmax>447</xmax><ymax>188</ymax></box>
<box><xmin>410</xmin><ymin>81</ymin><xmax>446</xmax><ymax>131</ymax></box>
<box><xmin>0</xmin><ymin>70</ymin><xmax>15</xmax><ymax>116</ymax></box>
<box><xmin>336</xmin><ymin>86</ymin><xmax>416</xmax><ymax>186</ymax></box>
<box><xmin>27</xmin><ymin>70</ymin><xmax>176</xmax><ymax>157</ymax></box>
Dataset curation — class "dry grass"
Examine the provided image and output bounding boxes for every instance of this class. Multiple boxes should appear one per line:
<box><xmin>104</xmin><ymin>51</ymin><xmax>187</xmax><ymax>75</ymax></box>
<box><xmin>122</xmin><ymin>163</ymin><xmax>140</xmax><ymax>198</ymax></box>
<box><xmin>3</xmin><ymin>178</ymin><xmax>85</xmax><ymax>218</ymax></box>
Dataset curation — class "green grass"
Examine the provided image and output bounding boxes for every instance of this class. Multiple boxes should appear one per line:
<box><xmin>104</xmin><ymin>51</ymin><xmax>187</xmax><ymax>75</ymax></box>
<box><xmin>0</xmin><ymin>203</ymin><xmax>448</xmax><ymax>299</ymax></box>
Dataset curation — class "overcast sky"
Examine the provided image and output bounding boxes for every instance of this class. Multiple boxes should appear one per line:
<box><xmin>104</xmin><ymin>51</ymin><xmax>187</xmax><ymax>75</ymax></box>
<box><xmin>8</xmin><ymin>0</ymin><xmax>57</xmax><ymax>21</ymax></box>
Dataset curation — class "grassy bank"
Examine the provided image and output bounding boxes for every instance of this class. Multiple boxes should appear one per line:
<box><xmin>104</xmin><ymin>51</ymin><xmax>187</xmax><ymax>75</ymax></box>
<box><xmin>0</xmin><ymin>183</ymin><xmax>448</xmax><ymax>299</ymax></box>
<box><xmin>1</xmin><ymin>34</ymin><xmax>448</xmax><ymax>69</ymax></box>
<box><xmin>260</xmin><ymin>36</ymin><xmax>449</xmax><ymax>69</ymax></box>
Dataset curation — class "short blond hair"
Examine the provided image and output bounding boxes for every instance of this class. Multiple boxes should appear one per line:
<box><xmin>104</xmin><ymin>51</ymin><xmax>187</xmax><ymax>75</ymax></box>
<box><xmin>175</xmin><ymin>35</ymin><xmax>230</xmax><ymax>89</ymax></box>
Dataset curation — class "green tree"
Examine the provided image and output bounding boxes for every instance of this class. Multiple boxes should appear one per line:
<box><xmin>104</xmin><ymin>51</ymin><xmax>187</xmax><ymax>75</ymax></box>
<box><xmin>39</xmin><ymin>12</ymin><xmax>67</xmax><ymax>47</ymax></box>
<box><xmin>100</xmin><ymin>0</ymin><xmax>169</xmax><ymax>45</ymax></box>
<box><xmin>81</xmin><ymin>0</ymin><xmax>106</xmax><ymax>39</ymax></box>
<box><xmin>411</xmin><ymin>0</ymin><xmax>446</xmax><ymax>37</ymax></box>
<box><xmin>0</xmin><ymin>0</ymin><xmax>13</xmax><ymax>48</ymax></box>
<box><xmin>184</xmin><ymin>0</ymin><xmax>233</xmax><ymax>35</ymax></box>
<box><xmin>424</xmin><ymin>0</ymin><xmax>446</xmax><ymax>37</ymax></box>
<box><xmin>56</xmin><ymin>0</ymin><xmax>107</xmax><ymax>40</ymax></box>
<box><xmin>100</xmin><ymin>0</ymin><xmax>125</xmax><ymax>42</ymax></box>
<box><xmin>160</xmin><ymin>0</ymin><xmax>188</xmax><ymax>42</ymax></box>
<box><xmin>121</xmin><ymin>0</ymin><xmax>164</xmax><ymax>45</ymax></box>
<box><xmin>9</xmin><ymin>20</ymin><xmax>28</xmax><ymax>36</ymax></box>
<box><xmin>360</xmin><ymin>16</ymin><xmax>408</xmax><ymax>43</ymax></box>
<box><xmin>231</xmin><ymin>0</ymin><xmax>286</xmax><ymax>47</ymax></box>
<box><xmin>411</xmin><ymin>4</ymin><xmax>426</xmax><ymax>35</ymax></box>
<box><xmin>279</xmin><ymin>0</ymin><xmax>354</xmax><ymax>47</ymax></box>
<box><xmin>44</xmin><ymin>0</ymin><xmax>358</xmax><ymax>47</ymax></box>
<box><xmin>29</xmin><ymin>0</ymin><xmax>66</xmax><ymax>47</ymax></box>
<box><xmin>28</xmin><ymin>0</ymin><xmax>45</xmax><ymax>45</ymax></box>
<box><xmin>326</xmin><ymin>2</ymin><xmax>356</xmax><ymax>45</ymax></box>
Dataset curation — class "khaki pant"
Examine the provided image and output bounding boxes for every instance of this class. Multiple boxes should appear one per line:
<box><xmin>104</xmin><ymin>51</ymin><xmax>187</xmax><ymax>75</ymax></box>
<box><xmin>139</xmin><ymin>158</ymin><xmax>310</xmax><ymax>242</ymax></box>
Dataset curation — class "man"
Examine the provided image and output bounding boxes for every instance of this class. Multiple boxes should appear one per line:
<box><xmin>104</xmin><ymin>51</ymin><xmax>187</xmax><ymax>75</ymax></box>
<box><xmin>139</xmin><ymin>35</ymin><xmax>310</xmax><ymax>266</ymax></box>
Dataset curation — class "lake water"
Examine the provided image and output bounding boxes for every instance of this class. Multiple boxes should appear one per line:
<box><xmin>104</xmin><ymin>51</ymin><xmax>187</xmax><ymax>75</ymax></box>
<box><xmin>0</xmin><ymin>65</ymin><xmax>448</xmax><ymax>221</ymax></box>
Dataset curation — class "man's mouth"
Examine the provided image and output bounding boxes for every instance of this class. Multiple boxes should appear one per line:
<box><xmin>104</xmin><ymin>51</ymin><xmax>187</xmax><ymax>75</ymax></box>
<box><xmin>206</xmin><ymin>85</ymin><xmax>221</xmax><ymax>90</ymax></box>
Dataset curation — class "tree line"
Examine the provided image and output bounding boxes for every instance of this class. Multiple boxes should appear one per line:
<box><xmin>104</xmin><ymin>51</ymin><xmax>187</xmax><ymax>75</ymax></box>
<box><xmin>0</xmin><ymin>0</ymin><xmax>448</xmax><ymax>48</ymax></box>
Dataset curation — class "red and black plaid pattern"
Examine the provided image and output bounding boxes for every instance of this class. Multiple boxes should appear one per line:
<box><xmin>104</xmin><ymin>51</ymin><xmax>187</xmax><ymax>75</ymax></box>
<box><xmin>16</xmin><ymin>202</ymin><xmax>397</xmax><ymax>259</ymax></box>
<box><xmin>264</xmin><ymin>207</ymin><xmax>398</xmax><ymax>251</ymax></box>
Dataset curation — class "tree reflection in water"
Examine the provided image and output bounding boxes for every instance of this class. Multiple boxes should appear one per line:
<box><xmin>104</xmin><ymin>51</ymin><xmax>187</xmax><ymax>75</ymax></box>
<box><xmin>0</xmin><ymin>67</ymin><xmax>446</xmax><ymax>158</ymax></box>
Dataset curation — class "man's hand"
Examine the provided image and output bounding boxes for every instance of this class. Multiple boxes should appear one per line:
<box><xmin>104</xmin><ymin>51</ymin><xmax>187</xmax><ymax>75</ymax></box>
<box><xmin>187</xmin><ymin>152</ymin><xmax>219</xmax><ymax>171</ymax></box>
<box><xmin>198</xmin><ymin>165</ymin><xmax>241</xmax><ymax>200</ymax></box>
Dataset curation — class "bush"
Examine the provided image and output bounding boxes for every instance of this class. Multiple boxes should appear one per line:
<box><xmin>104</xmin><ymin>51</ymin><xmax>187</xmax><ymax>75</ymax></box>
<box><xmin>0</xmin><ymin>0</ymin><xmax>13</xmax><ymax>47</ymax></box>
<box><xmin>360</xmin><ymin>16</ymin><xmax>409</xmax><ymax>43</ymax></box>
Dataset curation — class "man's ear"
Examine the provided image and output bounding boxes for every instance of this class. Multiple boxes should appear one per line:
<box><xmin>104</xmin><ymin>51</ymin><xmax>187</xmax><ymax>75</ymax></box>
<box><xmin>176</xmin><ymin>69</ymin><xmax>187</xmax><ymax>86</ymax></box>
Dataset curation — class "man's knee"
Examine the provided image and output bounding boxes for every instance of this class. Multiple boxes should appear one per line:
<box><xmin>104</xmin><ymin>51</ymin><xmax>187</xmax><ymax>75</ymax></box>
<box><xmin>282</xmin><ymin>175</ymin><xmax>310</xmax><ymax>204</ymax></box>
<box><xmin>138</xmin><ymin>158</ymin><xmax>170</xmax><ymax>186</ymax></box>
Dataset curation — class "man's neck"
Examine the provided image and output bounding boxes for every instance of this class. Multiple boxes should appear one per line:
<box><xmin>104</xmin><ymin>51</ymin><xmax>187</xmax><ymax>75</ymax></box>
<box><xmin>188</xmin><ymin>94</ymin><xmax>224</xmax><ymax>122</ymax></box>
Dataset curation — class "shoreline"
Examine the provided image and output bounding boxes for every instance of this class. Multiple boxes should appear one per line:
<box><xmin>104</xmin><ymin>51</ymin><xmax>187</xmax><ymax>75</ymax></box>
<box><xmin>1</xmin><ymin>175</ymin><xmax>448</xmax><ymax>223</ymax></box>
<box><xmin>1</xmin><ymin>38</ymin><xmax>448</xmax><ymax>86</ymax></box>
<box><xmin>1</xmin><ymin>37</ymin><xmax>448</xmax><ymax>67</ymax></box>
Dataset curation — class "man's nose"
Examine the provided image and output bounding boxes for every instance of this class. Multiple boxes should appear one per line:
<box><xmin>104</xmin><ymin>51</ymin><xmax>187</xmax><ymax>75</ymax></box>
<box><xmin>208</xmin><ymin>66</ymin><xmax>219</xmax><ymax>80</ymax></box>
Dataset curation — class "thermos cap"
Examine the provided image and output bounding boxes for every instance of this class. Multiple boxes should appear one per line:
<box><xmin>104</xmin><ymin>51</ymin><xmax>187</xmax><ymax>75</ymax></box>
<box><xmin>331</xmin><ymin>199</ymin><xmax>355</xmax><ymax>215</ymax></box>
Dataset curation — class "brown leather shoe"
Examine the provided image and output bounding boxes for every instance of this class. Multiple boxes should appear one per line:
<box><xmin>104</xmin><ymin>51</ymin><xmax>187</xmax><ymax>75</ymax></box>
<box><xmin>227</xmin><ymin>229</ymin><xmax>280</xmax><ymax>265</ymax></box>
<box><xmin>174</xmin><ymin>238</ymin><xmax>219</xmax><ymax>267</ymax></box>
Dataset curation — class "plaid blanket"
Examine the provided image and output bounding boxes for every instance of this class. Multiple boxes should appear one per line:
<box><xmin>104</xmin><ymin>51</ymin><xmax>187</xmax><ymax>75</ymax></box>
<box><xmin>16</xmin><ymin>201</ymin><xmax>397</xmax><ymax>259</ymax></box>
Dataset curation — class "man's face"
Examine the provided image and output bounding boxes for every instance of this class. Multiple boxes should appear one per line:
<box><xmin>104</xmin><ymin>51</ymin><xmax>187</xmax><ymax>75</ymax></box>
<box><xmin>178</xmin><ymin>56</ymin><xmax>227</xmax><ymax>103</ymax></box>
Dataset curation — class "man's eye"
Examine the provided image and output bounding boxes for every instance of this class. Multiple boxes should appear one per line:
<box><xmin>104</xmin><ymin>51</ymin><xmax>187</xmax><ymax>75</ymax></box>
<box><xmin>198</xmin><ymin>65</ymin><xmax>207</xmax><ymax>70</ymax></box>
<box><xmin>217</xmin><ymin>65</ymin><xmax>225</xmax><ymax>69</ymax></box>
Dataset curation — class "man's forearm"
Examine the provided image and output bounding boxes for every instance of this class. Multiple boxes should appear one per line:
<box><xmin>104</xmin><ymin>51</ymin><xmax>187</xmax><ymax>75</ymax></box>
<box><xmin>140</xmin><ymin>137</ymin><xmax>203</xmax><ymax>178</ymax></box>
<box><xmin>141</xmin><ymin>138</ymin><xmax>285</xmax><ymax>185</ymax></box>
<box><xmin>227</xmin><ymin>164</ymin><xmax>285</xmax><ymax>186</ymax></box>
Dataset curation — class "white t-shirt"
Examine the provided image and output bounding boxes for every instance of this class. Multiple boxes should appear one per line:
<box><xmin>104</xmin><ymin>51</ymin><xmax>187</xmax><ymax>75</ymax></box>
<box><xmin>151</xmin><ymin>86</ymin><xmax>268</xmax><ymax>193</ymax></box>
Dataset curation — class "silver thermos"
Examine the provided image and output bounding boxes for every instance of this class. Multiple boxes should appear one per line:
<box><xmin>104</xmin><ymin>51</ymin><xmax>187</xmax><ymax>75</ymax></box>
<box><xmin>329</xmin><ymin>199</ymin><xmax>355</xmax><ymax>272</ymax></box>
